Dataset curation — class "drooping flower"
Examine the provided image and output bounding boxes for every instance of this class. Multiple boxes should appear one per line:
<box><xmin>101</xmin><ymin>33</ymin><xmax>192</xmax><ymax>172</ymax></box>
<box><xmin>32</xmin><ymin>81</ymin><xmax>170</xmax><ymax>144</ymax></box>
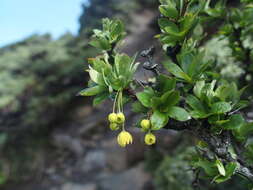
<box><xmin>108</xmin><ymin>113</ymin><xmax>118</xmax><ymax>123</ymax></box>
<box><xmin>144</xmin><ymin>133</ymin><xmax>156</xmax><ymax>145</ymax></box>
<box><xmin>109</xmin><ymin>123</ymin><xmax>119</xmax><ymax>131</ymax></box>
<box><xmin>140</xmin><ymin>119</ymin><xmax>151</xmax><ymax>130</ymax></box>
<box><xmin>117</xmin><ymin>130</ymin><xmax>133</xmax><ymax>147</ymax></box>
<box><xmin>116</xmin><ymin>112</ymin><xmax>125</xmax><ymax>124</ymax></box>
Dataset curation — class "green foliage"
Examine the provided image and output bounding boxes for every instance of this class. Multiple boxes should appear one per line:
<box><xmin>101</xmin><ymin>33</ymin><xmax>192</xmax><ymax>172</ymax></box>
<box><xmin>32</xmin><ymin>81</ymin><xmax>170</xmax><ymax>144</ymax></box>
<box><xmin>155</xmin><ymin>156</ymin><xmax>194</xmax><ymax>190</ymax></box>
<box><xmin>79</xmin><ymin>19</ymin><xmax>139</xmax><ymax>106</ymax></box>
<box><xmin>89</xmin><ymin>18</ymin><xmax>126</xmax><ymax>50</ymax></box>
<box><xmin>149</xmin><ymin>145</ymin><xmax>253</xmax><ymax>190</ymax></box>
<box><xmin>0</xmin><ymin>33</ymin><xmax>93</xmax><ymax>184</ymax></box>
<box><xmin>0</xmin><ymin>34</ymin><xmax>87</xmax><ymax>130</ymax></box>
<box><xmin>83</xmin><ymin>0</ymin><xmax>253</xmax><ymax>187</ymax></box>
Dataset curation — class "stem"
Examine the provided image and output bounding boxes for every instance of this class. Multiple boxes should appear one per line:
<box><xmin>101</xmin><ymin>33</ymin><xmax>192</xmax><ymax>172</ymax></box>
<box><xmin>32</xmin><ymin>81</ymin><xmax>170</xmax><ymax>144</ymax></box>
<box><xmin>113</xmin><ymin>90</ymin><xmax>120</xmax><ymax>113</ymax></box>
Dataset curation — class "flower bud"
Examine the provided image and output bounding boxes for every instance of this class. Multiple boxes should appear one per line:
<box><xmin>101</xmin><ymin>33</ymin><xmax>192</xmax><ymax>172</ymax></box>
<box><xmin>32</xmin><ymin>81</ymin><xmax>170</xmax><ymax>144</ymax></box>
<box><xmin>109</xmin><ymin>123</ymin><xmax>119</xmax><ymax>131</ymax></box>
<box><xmin>140</xmin><ymin>119</ymin><xmax>151</xmax><ymax>130</ymax></box>
<box><xmin>116</xmin><ymin>112</ymin><xmax>125</xmax><ymax>124</ymax></box>
<box><xmin>144</xmin><ymin>133</ymin><xmax>156</xmax><ymax>145</ymax></box>
<box><xmin>117</xmin><ymin>131</ymin><xmax>133</xmax><ymax>147</ymax></box>
<box><xmin>108</xmin><ymin>113</ymin><xmax>117</xmax><ymax>123</ymax></box>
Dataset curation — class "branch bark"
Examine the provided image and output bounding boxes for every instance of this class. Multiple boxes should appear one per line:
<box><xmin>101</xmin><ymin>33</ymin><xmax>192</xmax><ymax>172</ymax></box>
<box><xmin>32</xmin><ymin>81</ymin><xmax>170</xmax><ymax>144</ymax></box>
<box><xmin>164</xmin><ymin>118</ymin><xmax>253</xmax><ymax>183</ymax></box>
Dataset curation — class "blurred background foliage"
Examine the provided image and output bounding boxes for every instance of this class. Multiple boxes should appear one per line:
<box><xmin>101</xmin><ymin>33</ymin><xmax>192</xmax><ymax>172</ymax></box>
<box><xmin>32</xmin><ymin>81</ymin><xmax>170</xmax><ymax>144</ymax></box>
<box><xmin>0</xmin><ymin>0</ymin><xmax>253</xmax><ymax>189</ymax></box>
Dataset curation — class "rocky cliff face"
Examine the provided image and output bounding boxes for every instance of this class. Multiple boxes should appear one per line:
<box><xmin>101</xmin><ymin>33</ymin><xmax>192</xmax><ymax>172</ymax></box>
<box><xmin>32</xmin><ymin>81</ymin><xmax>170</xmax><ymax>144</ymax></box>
<box><xmin>2</xmin><ymin>4</ymin><xmax>163</xmax><ymax>190</ymax></box>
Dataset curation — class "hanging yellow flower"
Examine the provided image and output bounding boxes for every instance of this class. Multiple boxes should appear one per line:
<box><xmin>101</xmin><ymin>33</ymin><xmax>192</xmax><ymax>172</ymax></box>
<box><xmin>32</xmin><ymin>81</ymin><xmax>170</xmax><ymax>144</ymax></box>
<box><xmin>116</xmin><ymin>112</ymin><xmax>125</xmax><ymax>124</ymax></box>
<box><xmin>108</xmin><ymin>113</ymin><xmax>118</xmax><ymax>123</ymax></box>
<box><xmin>109</xmin><ymin>123</ymin><xmax>119</xmax><ymax>131</ymax></box>
<box><xmin>140</xmin><ymin>119</ymin><xmax>151</xmax><ymax>130</ymax></box>
<box><xmin>117</xmin><ymin>130</ymin><xmax>133</xmax><ymax>147</ymax></box>
<box><xmin>144</xmin><ymin>133</ymin><xmax>156</xmax><ymax>145</ymax></box>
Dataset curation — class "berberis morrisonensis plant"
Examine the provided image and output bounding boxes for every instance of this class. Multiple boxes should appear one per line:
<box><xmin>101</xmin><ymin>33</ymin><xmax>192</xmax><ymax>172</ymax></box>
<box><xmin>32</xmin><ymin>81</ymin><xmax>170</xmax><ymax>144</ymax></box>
<box><xmin>80</xmin><ymin>0</ymin><xmax>253</xmax><ymax>186</ymax></box>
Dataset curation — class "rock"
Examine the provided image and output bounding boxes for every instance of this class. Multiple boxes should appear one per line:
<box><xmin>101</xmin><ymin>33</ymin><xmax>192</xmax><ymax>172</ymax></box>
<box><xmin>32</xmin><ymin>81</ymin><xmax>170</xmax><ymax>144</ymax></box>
<box><xmin>51</xmin><ymin>133</ymin><xmax>84</xmax><ymax>155</ymax></box>
<box><xmin>97</xmin><ymin>163</ymin><xmax>151</xmax><ymax>190</ymax></box>
<box><xmin>61</xmin><ymin>183</ymin><xmax>96</xmax><ymax>190</ymax></box>
<box><xmin>101</xmin><ymin>138</ymin><xmax>128</xmax><ymax>171</ymax></box>
<box><xmin>101</xmin><ymin>129</ymin><xmax>146</xmax><ymax>171</ymax></box>
<box><xmin>80</xmin><ymin>150</ymin><xmax>106</xmax><ymax>172</ymax></box>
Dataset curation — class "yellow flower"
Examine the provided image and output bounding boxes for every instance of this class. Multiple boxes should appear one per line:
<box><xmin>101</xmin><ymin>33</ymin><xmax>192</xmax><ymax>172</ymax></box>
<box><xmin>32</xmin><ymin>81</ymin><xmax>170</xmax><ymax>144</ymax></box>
<box><xmin>108</xmin><ymin>113</ymin><xmax>117</xmax><ymax>123</ymax></box>
<box><xmin>117</xmin><ymin>131</ymin><xmax>133</xmax><ymax>147</ymax></box>
<box><xmin>116</xmin><ymin>112</ymin><xmax>125</xmax><ymax>124</ymax></box>
<box><xmin>144</xmin><ymin>133</ymin><xmax>156</xmax><ymax>145</ymax></box>
<box><xmin>109</xmin><ymin>123</ymin><xmax>119</xmax><ymax>131</ymax></box>
<box><xmin>140</xmin><ymin>119</ymin><xmax>151</xmax><ymax>130</ymax></box>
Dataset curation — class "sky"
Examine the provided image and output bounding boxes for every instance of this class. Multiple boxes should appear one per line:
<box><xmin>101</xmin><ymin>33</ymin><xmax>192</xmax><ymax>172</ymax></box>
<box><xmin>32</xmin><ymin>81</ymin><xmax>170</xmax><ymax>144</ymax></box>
<box><xmin>0</xmin><ymin>0</ymin><xmax>87</xmax><ymax>47</ymax></box>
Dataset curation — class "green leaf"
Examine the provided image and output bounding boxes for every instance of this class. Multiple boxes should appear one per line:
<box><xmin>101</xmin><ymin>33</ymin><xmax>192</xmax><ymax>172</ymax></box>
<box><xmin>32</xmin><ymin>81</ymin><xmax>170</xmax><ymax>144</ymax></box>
<box><xmin>215</xmin><ymin>83</ymin><xmax>233</xmax><ymax>102</ymax></box>
<box><xmin>89</xmin><ymin>58</ymin><xmax>110</xmax><ymax>73</ymax></box>
<box><xmin>223</xmin><ymin>114</ymin><xmax>244</xmax><ymax>130</ymax></box>
<box><xmin>156</xmin><ymin>75</ymin><xmax>176</xmax><ymax>93</ymax></box>
<box><xmin>233</xmin><ymin>122</ymin><xmax>253</xmax><ymax>142</ymax></box>
<box><xmin>215</xmin><ymin>159</ymin><xmax>226</xmax><ymax>176</ymax></box>
<box><xmin>131</xmin><ymin>101</ymin><xmax>148</xmax><ymax>113</ymax></box>
<box><xmin>158</xmin><ymin>18</ymin><xmax>176</xmax><ymax>30</ymax></box>
<box><xmin>79</xmin><ymin>85</ymin><xmax>106</xmax><ymax>96</ymax></box>
<box><xmin>151</xmin><ymin>97</ymin><xmax>163</xmax><ymax>110</ymax></box>
<box><xmin>167</xmin><ymin>106</ymin><xmax>191</xmax><ymax>121</ymax></box>
<box><xmin>160</xmin><ymin>91</ymin><xmax>180</xmax><ymax>112</ymax></box>
<box><xmin>110</xmin><ymin>19</ymin><xmax>125</xmax><ymax>40</ymax></box>
<box><xmin>93</xmin><ymin>92</ymin><xmax>109</xmax><ymax>106</ymax></box>
<box><xmin>89</xmin><ymin>38</ymin><xmax>111</xmax><ymax>50</ymax></box>
<box><xmin>115</xmin><ymin>54</ymin><xmax>131</xmax><ymax>73</ymax></box>
<box><xmin>180</xmin><ymin>13</ymin><xmax>198</xmax><ymax>33</ymax></box>
<box><xmin>201</xmin><ymin>80</ymin><xmax>216</xmax><ymax>103</ymax></box>
<box><xmin>233</xmin><ymin>100</ymin><xmax>249</xmax><ymax>111</ymax></box>
<box><xmin>159</xmin><ymin>5</ymin><xmax>179</xmax><ymax>19</ymax></box>
<box><xmin>88</xmin><ymin>66</ymin><xmax>105</xmax><ymax>85</ymax></box>
<box><xmin>151</xmin><ymin>110</ymin><xmax>169</xmax><ymax>130</ymax></box>
<box><xmin>193</xmin><ymin>159</ymin><xmax>218</xmax><ymax>176</ymax></box>
<box><xmin>214</xmin><ymin>162</ymin><xmax>237</xmax><ymax>183</ymax></box>
<box><xmin>186</xmin><ymin>95</ymin><xmax>206</xmax><ymax>114</ymax></box>
<box><xmin>189</xmin><ymin>110</ymin><xmax>210</xmax><ymax>119</ymax></box>
<box><xmin>136</xmin><ymin>88</ymin><xmax>155</xmax><ymax>108</ymax></box>
<box><xmin>163</xmin><ymin>61</ymin><xmax>192</xmax><ymax>83</ymax></box>
<box><xmin>164</xmin><ymin>23</ymin><xmax>180</xmax><ymax>34</ymax></box>
<box><xmin>193</xmin><ymin>81</ymin><xmax>205</xmax><ymax>98</ymax></box>
<box><xmin>211</xmin><ymin>102</ymin><xmax>232</xmax><ymax>114</ymax></box>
